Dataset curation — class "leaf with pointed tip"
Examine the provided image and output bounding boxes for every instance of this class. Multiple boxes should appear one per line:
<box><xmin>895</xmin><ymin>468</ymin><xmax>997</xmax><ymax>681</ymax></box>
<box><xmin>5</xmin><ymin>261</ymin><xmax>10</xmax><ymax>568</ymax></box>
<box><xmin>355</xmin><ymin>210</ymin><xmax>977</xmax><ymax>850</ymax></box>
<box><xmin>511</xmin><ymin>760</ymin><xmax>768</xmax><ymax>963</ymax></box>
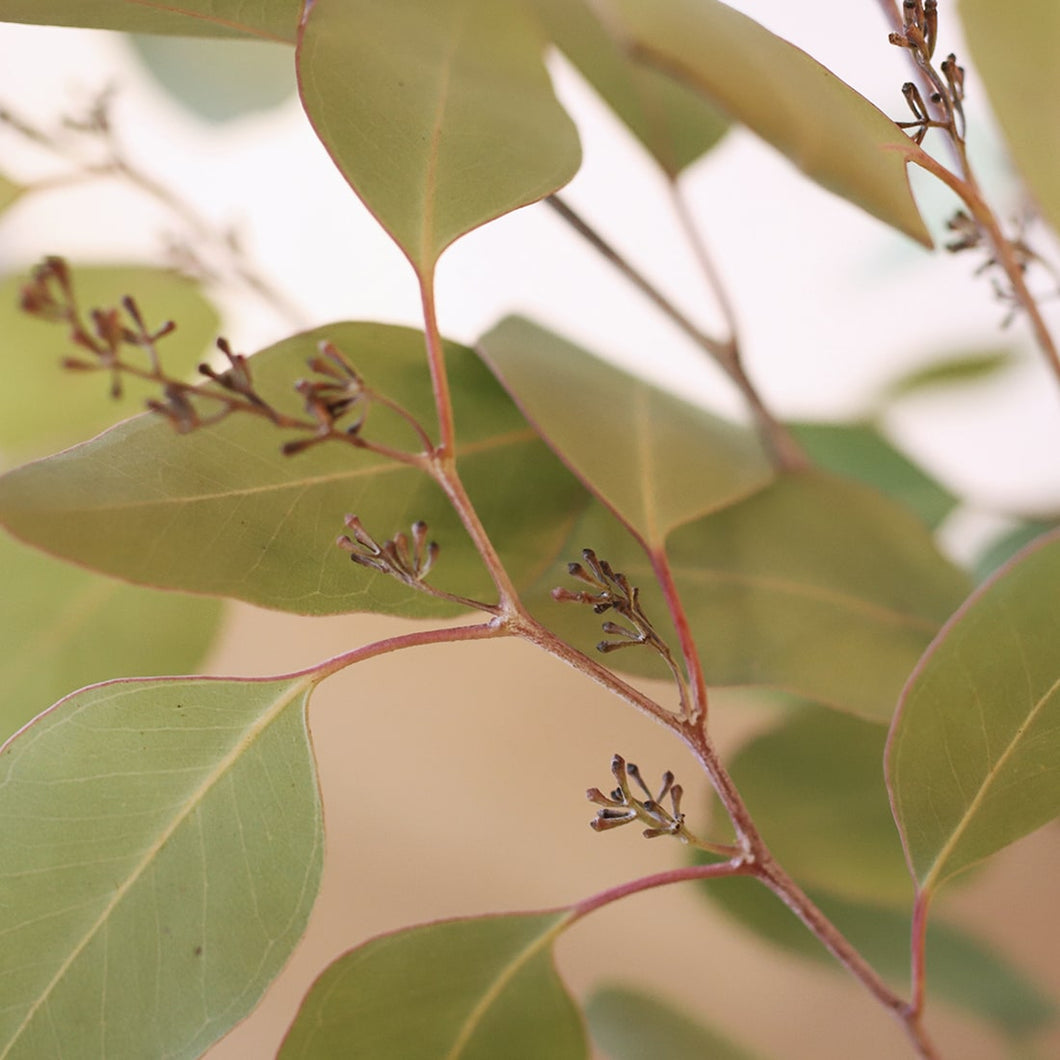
<box><xmin>296</xmin><ymin>0</ymin><xmax>581</xmax><ymax>276</ymax></box>
<box><xmin>722</xmin><ymin>706</ymin><xmax>913</xmax><ymax>906</ymax></box>
<box><xmin>790</xmin><ymin>422</ymin><xmax>957</xmax><ymax>530</ymax></box>
<box><xmin>0</xmin><ymin>323</ymin><xmax>588</xmax><ymax>616</ymax></box>
<box><xmin>0</xmin><ymin>673</ymin><xmax>323</xmax><ymax>1059</ymax></box>
<box><xmin>531</xmin><ymin>0</ymin><xmax>728</xmax><ymax>177</ymax></box>
<box><xmin>601</xmin><ymin>0</ymin><xmax>931</xmax><ymax>245</ymax></box>
<box><xmin>0</xmin><ymin>531</ymin><xmax>223</xmax><ymax>741</ymax></box>
<box><xmin>478</xmin><ymin>316</ymin><xmax>773</xmax><ymax>548</ymax></box>
<box><xmin>700</xmin><ymin>877</ymin><xmax>1055</xmax><ymax>1038</ymax></box>
<box><xmin>0</xmin><ymin>265</ymin><xmax>221</xmax><ymax>461</ymax></box>
<box><xmin>127</xmin><ymin>34</ymin><xmax>296</xmax><ymax>123</ymax></box>
<box><xmin>960</xmin><ymin>0</ymin><xmax>1060</xmax><ymax>236</ymax></box>
<box><xmin>586</xmin><ymin>985</ymin><xmax>759</xmax><ymax>1060</ymax></box>
<box><xmin>0</xmin><ymin>0</ymin><xmax>300</xmax><ymax>39</ymax></box>
<box><xmin>278</xmin><ymin>912</ymin><xmax>586</xmax><ymax>1059</ymax></box>
<box><xmin>887</xmin><ymin>531</ymin><xmax>1060</xmax><ymax>894</ymax></box>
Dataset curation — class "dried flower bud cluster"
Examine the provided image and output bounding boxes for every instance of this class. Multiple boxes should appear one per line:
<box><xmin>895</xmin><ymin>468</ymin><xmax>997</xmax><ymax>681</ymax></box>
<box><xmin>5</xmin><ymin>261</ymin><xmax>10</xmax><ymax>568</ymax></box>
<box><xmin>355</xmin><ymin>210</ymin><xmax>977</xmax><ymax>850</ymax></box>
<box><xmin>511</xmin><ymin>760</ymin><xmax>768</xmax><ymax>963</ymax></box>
<box><xmin>586</xmin><ymin>754</ymin><xmax>688</xmax><ymax>840</ymax></box>
<box><xmin>337</xmin><ymin>515</ymin><xmax>439</xmax><ymax>587</ymax></box>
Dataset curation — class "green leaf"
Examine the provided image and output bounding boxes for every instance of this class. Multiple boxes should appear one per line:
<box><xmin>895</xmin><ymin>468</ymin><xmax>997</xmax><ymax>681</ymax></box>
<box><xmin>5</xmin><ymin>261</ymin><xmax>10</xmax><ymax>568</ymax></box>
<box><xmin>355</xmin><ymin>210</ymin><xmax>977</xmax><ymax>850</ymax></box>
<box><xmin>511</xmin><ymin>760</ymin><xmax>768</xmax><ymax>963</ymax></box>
<box><xmin>0</xmin><ymin>531</ymin><xmax>223</xmax><ymax>741</ymax></box>
<box><xmin>702</xmin><ymin>878</ymin><xmax>1055</xmax><ymax>1038</ymax></box>
<box><xmin>789</xmin><ymin>421</ymin><xmax>957</xmax><ymax>530</ymax></box>
<box><xmin>127</xmin><ymin>35</ymin><xmax>295</xmax><ymax>123</ymax></box>
<box><xmin>0</xmin><ymin>673</ymin><xmax>323</xmax><ymax>1059</ymax></box>
<box><xmin>0</xmin><ymin>265</ymin><xmax>221</xmax><ymax>461</ymax></box>
<box><xmin>601</xmin><ymin>0</ymin><xmax>931</xmax><ymax>245</ymax></box>
<box><xmin>586</xmin><ymin>985</ymin><xmax>759</xmax><ymax>1060</ymax></box>
<box><xmin>887</xmin><ymin>530</ymin><xmax>1060</xmax><ymax>893</ymax></box>
<box><xmin>974</xmin><ymin>519</ymin><xmax>1058</xmax><ymax>583</ymax></box>
<box><xmin>278</xmin><ymin>912</ymin><xmax>586</xmax><ymax>1059</ymax></box>
<box><xmin>0</xmin><ymin>323</ymin><xmax>588</xmax><ymax>616</ymax></box>
<box><xmin>296</xmin><ymin>0</ymin><xmax>581</xmax><ymax>275</ymax></box>
<box><xmin>0</xmin><ymin>0</ymin><xmax>300</xmax><ymax>40</ymax></box>
<box><xmin>723</xmin><ymin>706</ymin><xmax>913</xmax><ymax>906</ymax></box>
<box><xmin>531</xmin><ymin>0</ymin><xmax>728</xmax><ymax>177</ymax></box>
<box><xmin>478</xmin><ymin>316</ymin><xmax>773</xmax><ymax>548</ymax></box>
<box><xmin>960</xmin><ymin>0</ymin><xmax>1060</xmax><ymax>237</ymax></box>
<box><xmin>879</xmin><ymin>349</ymin><xmax>1019</xmax><ymax>401</ymax></box>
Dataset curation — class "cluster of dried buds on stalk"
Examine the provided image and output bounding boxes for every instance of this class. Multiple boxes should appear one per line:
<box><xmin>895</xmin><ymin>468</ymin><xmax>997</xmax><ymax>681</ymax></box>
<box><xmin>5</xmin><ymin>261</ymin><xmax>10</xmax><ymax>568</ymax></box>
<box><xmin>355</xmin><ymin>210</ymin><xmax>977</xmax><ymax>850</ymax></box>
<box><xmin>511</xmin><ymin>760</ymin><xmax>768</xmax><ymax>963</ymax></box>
<box><xmin>587</xmin><ymin>755</ymin><xmax>689</xmax><ymax>839</ymax></box>
<box><xmin>337</xmin><ymin>516</ymin><xmax>439</xmax><ymax>587</ymax></box>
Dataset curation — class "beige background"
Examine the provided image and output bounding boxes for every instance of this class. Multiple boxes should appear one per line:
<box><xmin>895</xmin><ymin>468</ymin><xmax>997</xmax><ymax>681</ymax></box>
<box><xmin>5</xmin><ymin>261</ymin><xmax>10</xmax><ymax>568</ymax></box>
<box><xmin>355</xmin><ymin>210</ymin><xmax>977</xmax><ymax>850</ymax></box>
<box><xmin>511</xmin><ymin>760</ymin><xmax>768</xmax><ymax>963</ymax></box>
<box><xmin>200</xmin><ymin>603</ymin><xmax>1060</xmax><ymax>1060</ymax></box>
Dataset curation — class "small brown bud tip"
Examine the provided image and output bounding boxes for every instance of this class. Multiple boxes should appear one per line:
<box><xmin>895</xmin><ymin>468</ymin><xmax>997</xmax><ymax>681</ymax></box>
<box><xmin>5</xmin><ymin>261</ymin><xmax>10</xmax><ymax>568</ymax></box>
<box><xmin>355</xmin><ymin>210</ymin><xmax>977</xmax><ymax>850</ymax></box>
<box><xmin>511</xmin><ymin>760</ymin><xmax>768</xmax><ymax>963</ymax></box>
<box><xmin>60</xmin><ymin>357</ymin><xmax>97</xmax><ymax>371</ymax></box>
<box><xmin>336</xmin><ymin>535</ymin><xmax>354</xmax><ymax>552</ymax></box>
<box><xmin>586</xmin><ymin>787</ymin><xmax>610</xmax><ymax>805</ymax></box>
<box><xmin>412</xmin><ymin>520</ymin><xmax>428</xmax><ymax>535</ymax></box>
<box><xmin>155</xmin><ymin>320</ymin><xmax>176</xmax><ymax>338</ymax></box>
<box><xmin>610</xmin><ymin>753</ymin><xmax>625</xmax><ymax>772</ymax></box>
<box><xmin>282</xmin><ymin>438</ymin><xmax>316</xmax><ymax>456</ymax></box>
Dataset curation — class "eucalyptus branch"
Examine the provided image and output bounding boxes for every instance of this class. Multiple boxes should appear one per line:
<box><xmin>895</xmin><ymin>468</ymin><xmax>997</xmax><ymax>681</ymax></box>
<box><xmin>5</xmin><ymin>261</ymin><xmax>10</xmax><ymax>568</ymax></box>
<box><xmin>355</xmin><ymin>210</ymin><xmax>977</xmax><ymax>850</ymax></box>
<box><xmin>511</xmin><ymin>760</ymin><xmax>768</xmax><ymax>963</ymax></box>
<box><xmin>880</xmin><ymin>0</ymin><xmax>1060</xmax><ymax>386</ymax></box>
<box><xmin>545</xmin><ymin>194</ymin><xmax>806</xmax><ymax>469</ymax></box>
<box><xmin>0</xmin><ymin>91</ymin><xmax>308</xmax><ymax>329</ymax></box>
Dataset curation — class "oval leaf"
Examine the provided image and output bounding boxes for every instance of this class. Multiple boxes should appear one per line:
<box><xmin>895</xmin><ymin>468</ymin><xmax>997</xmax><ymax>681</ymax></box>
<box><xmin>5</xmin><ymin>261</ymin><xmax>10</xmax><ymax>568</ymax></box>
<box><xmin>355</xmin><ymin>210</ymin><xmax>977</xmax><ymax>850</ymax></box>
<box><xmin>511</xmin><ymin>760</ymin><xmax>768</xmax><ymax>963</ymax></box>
<box><xmin>601</xmin><ymin>0</ymin><xmax>931</xmax><ymax>245</ymax></box>
<box><xmin>478</xmin><ymin>316</ymin><xmax>773</xmax><ymax>548</ymax></box>
<box><xmin>296</xmin><ymin>0</ymin><xmax>581</xmax><ymax>274</ymax></box>
<box><xmin>586</xmin><ymin>985</ymin><xmax>759</xmax><ymax>1060</ymax></box>
<box><xmin>0</xmin><ymin>0</ymin><xmax>300</xmax><ymax>40</ymax></box>
<box><xmin>278</xmin><ymin>912</ymin><xmax>586</xmax><ymax>1059</ymax></box>
<box><xmin>0</xmin><ymin>531</ymin><xmax>223</xmax><ymax>741</ymax></box>
<box><xmin>701</xmin><ymin>877</ymin><xmax>1055</xmax><ymax>1039</ymax></box>
<box><xmin>887</xmin><ymin>530</ymin><xmax>1060</xmax><ymax>893</ymax></box>
<box><xmin>0</xmin><ymin>673</ymin><xmax>323</xmax><ymax>1059</ymax></box>
<box><xmin>0</xmin><ymin>322</ymin><xmax>588</xmax><ymax>616</ymax></box>
<box><xmin>532</xmin><ymin>0</ymin><xmax>728</xmax><ymax>177</ymax></box>
<box><xmin>960</xmin><ymin>0</ymin><xmax>1060</xmax><ymax>236</ymax></box>
<box><xmin>723</xmin><ymin>706</ymin><xmax>913</xmax><ymax>906</ymax></box>
<box><xmin>127</xmin><ymin>34</ymin><xmax>296</xmax><ymax>122</ymax></box>
<box><xmin>0</xmin><ymin>265</ymin><xmax>220</xmax><ymax>461</ymax></box>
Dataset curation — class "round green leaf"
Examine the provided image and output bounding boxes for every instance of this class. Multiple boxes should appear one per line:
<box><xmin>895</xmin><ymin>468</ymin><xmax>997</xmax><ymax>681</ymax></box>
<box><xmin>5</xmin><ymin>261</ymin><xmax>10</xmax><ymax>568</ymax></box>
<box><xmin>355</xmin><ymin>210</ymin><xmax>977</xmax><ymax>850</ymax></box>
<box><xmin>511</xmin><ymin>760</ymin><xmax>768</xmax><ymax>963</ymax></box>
<box><xmin>724</xmin><ymin>706</ymin><xmax>913</xmax><ymax>906</ymax></box>
<box><xmin>586</xmin><ymin>985</ymin><xmax>759</xmax><ymax>1060</ymax></box>
<box><xmin>0</xmin><ymin>530</ymin><xmax>223</xmax><ymax>741</ymax></box>
<box><xmin>0</xmin><ymin>322</ymin><xmax>588</xmax><ymax>616</ymax></box>
<box><xmin>532</xmin><ymin>0</ymin><xmax>728</xmax><ymax>177</ymax></box>
<box><xmin>960</xmin><ymin>0</ymin><xmax>1060</xmax><ymax>237</ymax></box>
<box><xmin>296</xmin><ymin>0</ymin><xmax>582</xmax><ymax>275</ymax></box>
<box><xmin>127</xmin><ymin>34</ymin><xmax>296</xmax><ymax>122</ymax></box>
<box><xmin>887</xmin><ymin>530</ymin><xmax>1060</xmax><ymax>893</ymax></box>
<box><xmin>279</xmin><ymin>912</ymin><xmax>586</xmax><ymax>1060</ymax></box>
<box><xmin>478</xmin><ymin>316</ymin><xmax>773</xmax><ymax>548</ymax></box>
<box><xmin>0</xmin><ymin>0</ymin><xmax>301</xmax><ymax>40</ymax></box>
<box><xmin>601</xmin><ymin>0</ymin><xmax>932</xmax><ymax>245</ymax></box>
<box><xmin>0</xmin><ymin>265</ymin><xmax>220</xmax><ymax>461</ymax></box>
<box><xmin>0</xmin><ymin>673</ymin><xmax>323</xmax><ymax>1059</ymax></box>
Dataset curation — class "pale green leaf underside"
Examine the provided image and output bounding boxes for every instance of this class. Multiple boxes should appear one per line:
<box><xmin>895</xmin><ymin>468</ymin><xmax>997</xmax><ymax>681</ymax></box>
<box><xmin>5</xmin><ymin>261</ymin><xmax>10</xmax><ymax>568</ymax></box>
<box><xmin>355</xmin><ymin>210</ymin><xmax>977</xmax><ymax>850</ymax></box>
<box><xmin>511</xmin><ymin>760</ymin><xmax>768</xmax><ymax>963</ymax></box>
<box><xmin>604</xmin><ymin>0</ymin><xmax>931</xmax><ymax>245</ymax></box>
<box><xmin>702</xmin><ymin>877</ymin><xmax>1055</xmax><ymax>1038</ymax></box>
<box><xmin>0</xmin><ymin>266</ymin><xmax>220</xmax><ymax>461</ymax></box>
<box><xmin>960</xmin><ymin>0</ymin><xmax>1060</xmax><ymax>237</ymax></box>
<box><xmin>0</xmin><ymin>674</ymin><xmax>323</xmax><ymax>1059</ymax></box>
<box><xmin>296</xmin><ymin>0</ymin><xmax>581</xmax><ymax>274</ymax></box>
<box><xmin>0</xmin><ymin>530</ymin><xmax>223</xmax><ymax>741</ymax></box>
<box><xmin>0</xmin><ymin>0</ymin><xmax>299</xmax><ymax>40</ymax></box>
<box><xmin>279</xmin><ymin>913</ymin><xmax>585</xmax><ymax>1060</ymax></box>
<box><xmin>532</xmin><ymin>0</ymin><xmax>728</xmax><ymax>177</ymax></box>
<box><xmin>725</xmin><ymin>706</ymin><xmax>912</xmax><ymax>906</ymax></box>
<box><xmin>888</xmin><ymin>531</ymin><xmax>1060</xmax><ymax>892</ymax></box>
<box><xmin>532</xmin><ymin>473</ymin><xmax>968</xmax><ymax>719</ymax></box>
<box><xmin>478</xmin><ymin>317</ymin><xmax>772</xmax><ymax>547</ymax></box>
<box><xmin>0</xmin><ymin>323</ymin><xmax>587</xmax><ymax>616</ymax></box>
<box><xmin>586</xmin><ymin>985</ymin><xmax>759</xmax><ymax>1060</ymax></box>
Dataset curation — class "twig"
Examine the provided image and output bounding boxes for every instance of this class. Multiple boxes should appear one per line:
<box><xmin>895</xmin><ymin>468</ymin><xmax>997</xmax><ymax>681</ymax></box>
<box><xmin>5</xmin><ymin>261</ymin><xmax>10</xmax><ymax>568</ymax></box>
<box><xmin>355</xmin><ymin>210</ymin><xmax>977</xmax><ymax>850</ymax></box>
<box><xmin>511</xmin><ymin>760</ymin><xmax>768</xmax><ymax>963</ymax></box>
<box><xmin>545</xmin><ymin>194</ymin><xmax>806</xmax><ymax>469</ymax></box>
